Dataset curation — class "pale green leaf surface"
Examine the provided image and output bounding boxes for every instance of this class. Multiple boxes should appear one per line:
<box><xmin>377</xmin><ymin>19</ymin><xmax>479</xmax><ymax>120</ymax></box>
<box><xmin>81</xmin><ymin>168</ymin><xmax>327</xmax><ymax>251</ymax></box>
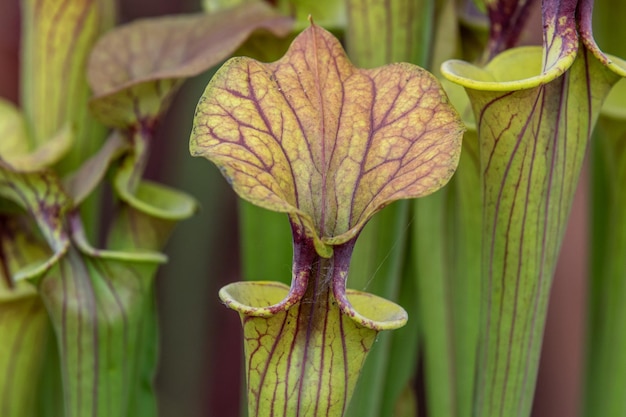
<box><xmin>114</xmin><ymin>157</ymin><xmax>197</xmax><ymax>221</ymax></box>
<box><xmin>0</xmin><ymin>99</ymin><xmax>73</xmax><ymax>172</ymax></box>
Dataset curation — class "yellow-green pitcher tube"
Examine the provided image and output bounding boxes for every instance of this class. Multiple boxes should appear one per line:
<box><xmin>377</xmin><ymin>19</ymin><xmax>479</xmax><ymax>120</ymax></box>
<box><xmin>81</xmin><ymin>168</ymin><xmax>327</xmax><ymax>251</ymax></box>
<box><xmin>220</xmin><ymin>238</ymin><xmax>407</xmax><ymax>417</ymax></box>
<box><xmin>441</xmin><ymin>0</ymin><xmax>626</xmax><ymax>415</ymax></box>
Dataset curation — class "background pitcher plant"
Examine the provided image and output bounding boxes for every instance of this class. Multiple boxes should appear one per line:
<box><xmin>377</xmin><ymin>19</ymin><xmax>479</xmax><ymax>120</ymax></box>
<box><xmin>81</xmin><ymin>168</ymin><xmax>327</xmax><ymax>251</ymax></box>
<box><xmin>0</xmin><ymin>1</ymin><xmax>290</xmax><ymax>416</ymax></box>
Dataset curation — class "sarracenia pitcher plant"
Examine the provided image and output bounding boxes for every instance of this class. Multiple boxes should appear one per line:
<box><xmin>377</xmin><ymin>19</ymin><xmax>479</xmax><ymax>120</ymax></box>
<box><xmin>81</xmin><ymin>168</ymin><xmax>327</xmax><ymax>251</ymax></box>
<box><xmin>190</xmin><ymin>21</ymin><xmax>464</xmax><ymax>417</ymax></box>
<box><xmin>442</xmin><ymin>0</ymin><xmax>626</xmax><ymax>415</ymax></box>
<box><xmin>5</xmin><ymin>0</ymin><xmax>626</xmax><ymax>416</ymax></box>
<box><xmin>1</xmin><ymin>1</ymin><xmax>290</xmax><ymax>416</ymax></box>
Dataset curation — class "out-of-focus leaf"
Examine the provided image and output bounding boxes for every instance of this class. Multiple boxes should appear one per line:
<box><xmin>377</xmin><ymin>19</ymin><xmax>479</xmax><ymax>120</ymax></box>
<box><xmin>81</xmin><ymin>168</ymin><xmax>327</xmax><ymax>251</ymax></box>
<box><xmin>234</xmin><ymin>32</ymin><xmax>297</xmax><ymax>64</ymax></box>
<box><xmin>430</xmin><ymin>0</ymin><xmax>462</xmax><ymax>72</ymax></box>
<box><xmin>413</xmin><ymin>190</ymin><xmax>456</xmax><ymax>417</ymax></box>
<box><xmin>586</xmin><ymin>78</ymin><xmax>626</xmax><ymax>417</ymax></box>
<box><xmin>447</xmin><ymin>128</ymin><xmax>482</xmax><ymax>417</ymax></box>
<box><xmin>345</xmin><ymin>201</ymin><xmax>414</xmax><ymax>417</ymax></box>
<box><xmin>0</xmin><ymin>99</ymin><xmax>72</xmax><ymax>172</ymax></box>
<box><xmin>70</xmin><ymin>213</ymin><xmax>167</xmax><ymax>264</ymax></box>
<box><xmin>276</xmin><ymin>0</ymin><xmax>346</xmax><ymax>30</ymax></box>
<box><xmin>88</xmin><ymin>1</ymin><xmax>293</xmax><ymax>128</ymax></box>
<box><xmin>0</xmin><ymin>99</ymin><xmax>31</xmax><ymax>162</ymax></box>
<box><xmin>106</xmin><ymin>142</ymin><xmax>198</xmax><ymax>252</ymax></box>
<box><xmin>482</xmin><ymin>0</ymin><xmax>540</xmax><ymax>60</ymax></box>
<box><xmin>0</xmin><ymin>217</ymin><xmax>53</xmax><ymax>417</ymax></box>
<box><xmin>0</xmin><ymin>293</ymin><xmax>50</xmax><ymax>417</ymax></box>
<box><xmin>64</xmin><ymin>133</ymin><xmax>128</xmax><ymax>205</ymax></box>
<box><xmin>21</xmin><ymin>0</ymin><xmax>109</xmax><ymax>174</ymax></box>
<box><xmin>346</xmin><ymin>0</ymin><xmax>434</xmax><ymax>69</ymax></box>
<box><xmin>456</xmin><ymin>0</ymin><xmax>490</xmax><ymax>64</ymax></box>
<box><xmin>393</xmin><ymin>385</ymin><xmax>418</xmax><ymax>417</ymax></box>
<box><xmin>583</xmin><ymin>0</ymin><xmax>626</xmax><ymax>412</ymax></box>
<box><xmin>39</xmin><ymin>246</ymin><xmax>162</xmax><ymax>417</ymax></box>
<box><xmin>191</xmin><ymin>22</ymin><xmax>464</xmax><ymax>257</ymax></box>
<box><xmin>239</xmin><ymin>200</ymin><xmax>292</xmax><ymax>284</ymax></box>
<box><xmin>0</xmin><ymin>169</ymin><xmax>70</xmax><ymax>281</ymax></box>
<box><xmin>36</xmin><ymin>337</ymin><xmax>64</xmax><ymax>417</ymax></box>
<box><xmin>113</xmin><ymin>155</ymin><xmax>197</xmax><ymax>222</ymax></box>
<box><xmin>411</xmin><ymin>80</ymin><xmax>482</xmax><ymax>417</ymax></box>
<box><xmin>202</xmin><ymin>0</ymin><xmax>249</xmax><ymax>12</ymax></box>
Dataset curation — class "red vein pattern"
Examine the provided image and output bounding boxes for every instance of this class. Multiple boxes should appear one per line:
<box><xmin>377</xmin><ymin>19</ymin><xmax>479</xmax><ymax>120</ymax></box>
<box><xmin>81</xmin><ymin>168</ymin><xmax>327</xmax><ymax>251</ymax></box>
<box><xmin>191</xmin><ymin>23</ymin><xmax>463</xmax><ymax>247</ymax></box>
<box><xmin>469</xmin><ymin>31</ymin><xmax>619</xmax><ymax>417</ymax></box>
<box><xmin>197</xmin><ymin>21</ymin><xmax>460</xmax><ymax>417</ymax></box>
<box><xmin>231</xmin><ymin>239</ymin><xmax>379</xmax><ymax>417</ymax></box>
<box><xmin>440</xmin><ymin>0</ymin><xmax>625</xmax><ymax>415</ymax></box>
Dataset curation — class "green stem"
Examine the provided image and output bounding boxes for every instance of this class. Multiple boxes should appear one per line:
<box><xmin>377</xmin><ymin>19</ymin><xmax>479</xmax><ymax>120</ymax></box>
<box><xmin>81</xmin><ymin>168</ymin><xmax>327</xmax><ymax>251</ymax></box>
<box><xmin>413</xmin><ymin>191</ymin><xmax>455</xmax><ymax>417</ymax></box>
<box><xmin>346</xmin><ymin>202</ymin><xmax>413</xmax><ymax>417</ymax></box>
<box><xmin>585</xmin><ymin>111</ymin><xmax>626</xmax><ymax>417</ymax></box>
<box><xmin>412</xmin><ymin>129</ymin><xmax>481</xmax><ymax>417</ymax></box>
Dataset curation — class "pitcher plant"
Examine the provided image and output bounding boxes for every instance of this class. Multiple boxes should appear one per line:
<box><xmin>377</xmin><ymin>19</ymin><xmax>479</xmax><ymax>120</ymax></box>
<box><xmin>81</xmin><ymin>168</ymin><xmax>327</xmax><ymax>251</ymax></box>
<box><xmin>190</xmin><ymin>21</ymin><xmax>464</xmax><ymax>416</ymax></box>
